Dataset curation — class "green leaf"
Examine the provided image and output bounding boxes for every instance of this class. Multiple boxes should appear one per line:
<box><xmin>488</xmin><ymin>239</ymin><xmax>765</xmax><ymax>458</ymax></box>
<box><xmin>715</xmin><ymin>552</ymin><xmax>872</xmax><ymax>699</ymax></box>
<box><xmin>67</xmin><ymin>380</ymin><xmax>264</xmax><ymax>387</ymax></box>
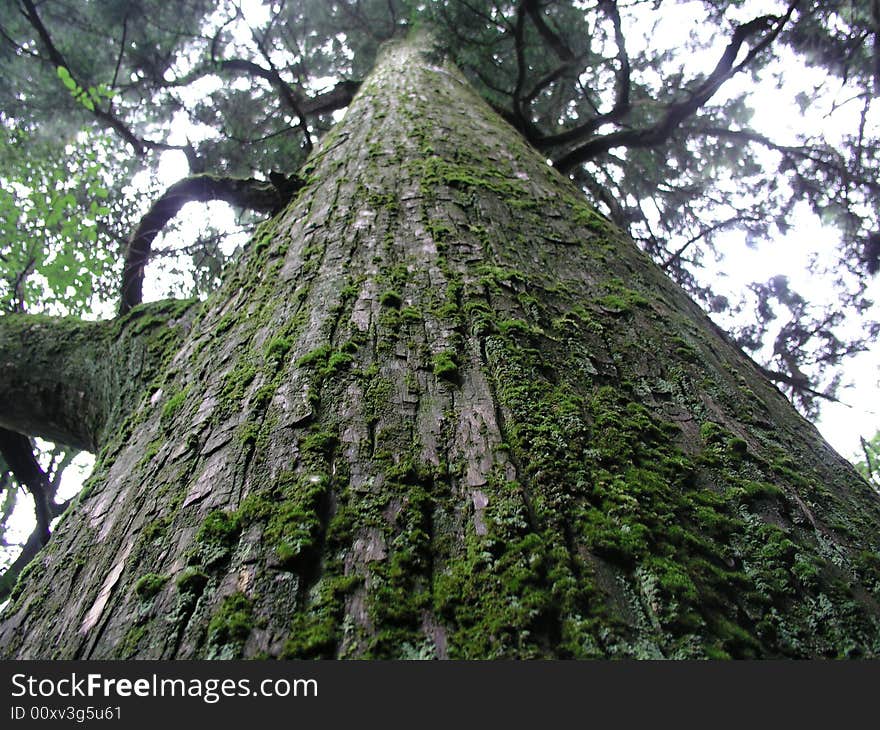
<box><xmin>56</xmin><ymin>66</ymin><xmax>77</xmax><ymax>91</ymax></box>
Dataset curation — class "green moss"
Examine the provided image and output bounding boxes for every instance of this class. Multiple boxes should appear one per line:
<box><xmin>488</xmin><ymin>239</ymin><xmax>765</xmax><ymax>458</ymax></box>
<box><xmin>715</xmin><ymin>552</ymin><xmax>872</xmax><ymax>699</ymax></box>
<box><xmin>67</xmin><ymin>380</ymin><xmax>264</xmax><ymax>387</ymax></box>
<box><xmin>140</xmin><ymin>439</ymin><xmax>163</xmax><ymax>465</ymax></box>
<box><xmin>208</xmin><ymin>592</ymin><xmax>254</xmax><ymax>646</ymax></box>
<box><xmin>473</xmin><ymin>331</ymin><xmax>856</xmax><ymax>656</ymax></box>
<box><xmin>238</xmin><ymin>421</ymin><xmax>261</xmax><ymax>446</ymax></box>
<box><xmin>265</xmin><ymin>335</ymin><xmax>293</xmax><ymax>365</ymax></box>
<box><xmin>432</xmin><ymin>350</ymin><xmax>459</xmax><ymax>381</ymax></box>
<box><xmin>297</xmin><ymin>345</ymin><xmax>332</xmax><ymax>368</ymax></box>
<box><xmin>415</xmin><ymin>155</ymin><xmax>530</xmax><ymax>199</ymax></box>
<box><xmin>214</xmin><ymin>311</ymin><xmax>237</xmax><ymax>334</ymax></box>
<box><xmin>727</xmin><ymin>437</ymin><xmax>749</xmax><ymax>456</ymax></box>
<box><xmin>238</xmin><ymin>466</ymin><xmax>332</xmax><ymax>573</ymax></box>
<box><xmin>497</xmin><ymin>318</ymin><xmax>533</xmax><ymax>336</ymax></box>
<box><xmin>141</xmin><ymin>516</ymin><xmax>171</xmax><ymax>542</ymax></box>
<box><xmin>301</xmin><ymin>430</ymin><xmax>337</xmax><ymax>456</ymax></box>
<box><xmin>296</xmin><ymin>344</ymin><xmax>353</xmax><ymax>379</ymax></box>
<box><xmin>117</xmin><ymin>625</ymin><xmax>147</xmax><ymax>658</ymax></box>
<box><xmin>324</xmin><ymin>351</ymin><xmax>353</xmax><ymax>376</ymax></box>
<box><xmin>739</xmin><ymin>480</ymin><xmax>784</xmax><ymax>503</ymax></box>
<box><xmin>176</xmin><ymin>567</ymin><xmax>210</xmax><ymax>594</ymax></box>
<box><xmin>400</xmin><ymin>306</ymin><xmax>422</xmax><ymax>323</ymax></box>
<box><xmin>194</xmin><ymin>510</ymin><xmax>242</xmax><ymax>568</ymax></box>
<box><xmin>676</xmin><ymin>345</ymin><xmax>699</xmax><ymax>363</ymax></box>
<box><xmin>253</xmin><ymin>383</ymin><xmax>276</xmax><ymax>410</ymax></box>
<box><xmin>8</xmin><ymin>558</ymin><xmax>46</xmax><ymax>602</ymax></box>
<box><xmin>282</xmin><ymin>575</ymin><xmax>359</xmax><ymax>658</ymax></box>
<box><xmin>595</xmin><ymin>279</ymin><xmax>651</xmax><ymax>314</ymax></box>
<box><xmin>380</xmin><ymin>290</ymin><xmax>403</xmax><ymax>308</ymax></box>
<box><xmin>161</xmin><ymin>386</ymin><xmax>190</xmax><ymax>424</ymax></box>
<box><xmin>133</xmin><ymin>573</ymin><xmax>169</xmax><ymax>599</ymax></box>
<box><xmin>643</xmin><ymin>556</ymin><xmax>698</xmax><ymax>602</ymax></box>
<box><xmin>269</xmin><ymin>472</ymin><xmax>331</xmax><ymax>570</ymax></box>
<box><xmin>366</xmin><ymin>190</ymin><xmax>399</xmax><ymax>214</ymax></box>
<box><xmin>700</xmin><ymin>421</ymin><xmax>728</xmax><ymax>444</ymax></box>
<box><xmin>218</xmin><ymin>361</ymin><xmax>257</xmax><ymax>415</ymax></box>
<box><xmin>197</xmin><ymin>510</ymin><xmax>241</xmax><ymax>546</ymax></box>
<box><xmin>362</xmin><ymin>368</ymin><xmax>394</xmax><ymax>425</ymax></box>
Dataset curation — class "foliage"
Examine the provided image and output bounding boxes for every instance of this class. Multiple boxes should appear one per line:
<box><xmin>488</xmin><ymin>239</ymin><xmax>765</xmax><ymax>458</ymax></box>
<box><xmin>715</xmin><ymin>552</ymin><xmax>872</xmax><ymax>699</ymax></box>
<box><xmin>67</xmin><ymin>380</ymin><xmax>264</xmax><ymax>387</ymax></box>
<box><xmin>0</xmin><ymin>122</ymin><xmax>122</xmax><ymax>314</ymax></box>
<box><xmin>854</xmin><ymin>431</ymin><xmax>880</xmax><ymax>491</ymax></box>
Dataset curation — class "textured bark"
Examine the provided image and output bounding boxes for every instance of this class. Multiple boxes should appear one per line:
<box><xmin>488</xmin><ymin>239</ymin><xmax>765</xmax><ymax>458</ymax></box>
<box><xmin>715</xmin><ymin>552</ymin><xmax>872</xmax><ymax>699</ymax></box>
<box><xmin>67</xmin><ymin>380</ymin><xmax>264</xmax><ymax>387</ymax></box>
<box><xmin>0</xmin><ymin>300</ymin><xmax>195</xmax><ymax>451</ymax></box>
<box><xmin>2</xmin><ymin>33</ymin><xmax>880</xmax><ymax>659</ymax></box>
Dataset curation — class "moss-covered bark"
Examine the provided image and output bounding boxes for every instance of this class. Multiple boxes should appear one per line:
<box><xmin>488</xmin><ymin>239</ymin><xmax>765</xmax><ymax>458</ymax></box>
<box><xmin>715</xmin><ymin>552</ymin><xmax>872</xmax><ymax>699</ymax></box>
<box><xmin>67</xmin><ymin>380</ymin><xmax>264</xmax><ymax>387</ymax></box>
<box><xmin>2</xmin><ymin>32</ymin><xmax>879</xmax><ymax>659</ymax></box>
<box><xmin>0</xmin><ymin>300</ymin><xmax>195</xmax><ymax>451</ymax></box>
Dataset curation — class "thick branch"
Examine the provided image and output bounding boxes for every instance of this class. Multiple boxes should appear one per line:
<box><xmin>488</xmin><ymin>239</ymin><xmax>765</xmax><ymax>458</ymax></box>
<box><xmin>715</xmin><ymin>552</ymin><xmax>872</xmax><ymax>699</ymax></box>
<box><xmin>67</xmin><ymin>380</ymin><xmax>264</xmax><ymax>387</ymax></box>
<box><xmin>0</xmin><ymin>300</ymin><xmax>195</xmax><ymax>451</ymax></box>
<box><xmin>600</xmin><ymin>0</ymin><xmax>631</xmax><ymax>118</ymax></box>
<box><xmin>166</xmin><ymin>57</ymin><xmax>361</xmax><ymax>116</ymax></box>
<box><xmin>215</xmin><ymin>57</ymin><xmax>311</xmax><ymax>147</ymax></box>
<box><xmin>299</xmin><ymin>80</ymin><xmax>361</xmax><ymax>116</ymax></box>
<box><xmin>531</xmin><ymin>0</ymin><xmax>632</xmax><ymax>153</ymax></box>
<box><xmin>119</xmin><ymin>174</ymin><xmax>303</xmax><ymax>316</ymax></box>
<box><xmin>510</xmin><ymin>1</ymin><xmax>544</xmax><ymax>142</ymax></box>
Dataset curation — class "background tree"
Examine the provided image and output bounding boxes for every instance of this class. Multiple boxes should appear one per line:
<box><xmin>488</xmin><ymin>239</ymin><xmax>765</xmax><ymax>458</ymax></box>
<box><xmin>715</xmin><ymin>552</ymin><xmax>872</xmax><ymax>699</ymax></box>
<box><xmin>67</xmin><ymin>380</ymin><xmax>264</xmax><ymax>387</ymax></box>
<box><xmin>855</xmin><ymin>429</ymin><xmax>880</xmax><ymax>491</ymax></box>
<box><xmin>0</xmin><ymin>1</ymin><xmax>878</xmax><ymax>655</ymax></box>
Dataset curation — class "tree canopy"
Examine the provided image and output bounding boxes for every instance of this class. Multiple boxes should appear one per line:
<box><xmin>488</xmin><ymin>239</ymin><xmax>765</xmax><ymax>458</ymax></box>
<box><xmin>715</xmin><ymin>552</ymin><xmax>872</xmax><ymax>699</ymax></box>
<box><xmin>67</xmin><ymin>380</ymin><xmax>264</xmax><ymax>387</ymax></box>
<box><xmin>1</xmin><ymin>0</ymin><xmax>878</xmax><ymax>589</ymax></box>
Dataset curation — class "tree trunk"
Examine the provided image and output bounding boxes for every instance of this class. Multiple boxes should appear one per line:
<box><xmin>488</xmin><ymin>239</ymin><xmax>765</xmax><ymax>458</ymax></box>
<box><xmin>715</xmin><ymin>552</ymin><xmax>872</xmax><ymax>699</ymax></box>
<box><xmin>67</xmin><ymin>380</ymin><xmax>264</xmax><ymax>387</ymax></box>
<box><xmin>2</xmin><ymin>32</ymin><xmax>879</xmax><ymax>659</ymax></box>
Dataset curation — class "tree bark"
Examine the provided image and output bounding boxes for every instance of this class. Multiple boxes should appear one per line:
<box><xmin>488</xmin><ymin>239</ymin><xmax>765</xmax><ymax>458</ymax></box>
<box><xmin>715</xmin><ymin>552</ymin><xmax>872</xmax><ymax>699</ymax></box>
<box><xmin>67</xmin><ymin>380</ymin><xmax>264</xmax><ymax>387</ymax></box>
<box><xmin>0</xmin><ymin>300</ymin><xmax>195</xmax><ymax>452</ymax></box>
<box><xmin>1</xmin><ymin>31</ymin><xmax>879</xmax><ymax>659</ymax></box>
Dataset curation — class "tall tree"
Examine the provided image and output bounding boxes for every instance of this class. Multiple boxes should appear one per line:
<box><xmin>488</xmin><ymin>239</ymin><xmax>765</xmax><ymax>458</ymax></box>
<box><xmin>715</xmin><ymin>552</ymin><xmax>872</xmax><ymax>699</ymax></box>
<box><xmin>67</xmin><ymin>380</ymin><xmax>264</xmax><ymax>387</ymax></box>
<box><xmin>1</xmin><ymin>31</ymin><xmax>879</xmax><ymax>659</ymax></box>
<box><xmin>2</xmin><ymin>1</ymin><xmax>877</xmax><ymax>529</ymax></box>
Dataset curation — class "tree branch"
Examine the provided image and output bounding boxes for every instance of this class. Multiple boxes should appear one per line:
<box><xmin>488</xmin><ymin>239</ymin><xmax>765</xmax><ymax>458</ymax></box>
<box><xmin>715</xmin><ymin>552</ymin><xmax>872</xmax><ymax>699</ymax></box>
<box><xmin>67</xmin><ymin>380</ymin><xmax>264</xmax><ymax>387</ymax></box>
<box><xmin>861</xmin><ymin>435</ymin><xmax>877</xmax><ymax>481</ymax></box>
<box><xmin>0</xmin><ymin>300</ymin><xmax>195</xmax><ymax>451</ymax></box>
<box><xmin>18</xmin><ymin>0</ymin><xmax>199</xmax><ymax>160</ymax></box>
<box><xmin>552</xmin><ymin>6</ymin><xmax>797</xmax><ymax>172</ymax></box>
<box><xmin>119</xmin><ymin>174</ymin><xmax>303</xmax><ymax>315</ymax></box>
<box><xmin>523</xmin><ymin>0</ymin><xmax>574</xmax><ymax>61</ymax></box>
<box><xmin>0</xmin><ymin>525</ymin><xmax>45</xmax><ymax>603</ymax></box>
<box><xmin>0</xmin><ymin>429</ymin><xmax>50</xmax><ymax>545</ymax></box>
<box><xmin>758</xmin><ymin>364</ymin><xmax>844</xmax><ymax>406</ymax></box>
<box><xmin>661</xmin><ymin>214</ymin><xmax>759</xmax><ymax>271</ymax></box>
<box><xmin>696</xmin><ymin>125</ymin><xmax>880</xmax><ymax>195</ymax></box>
<box><xmin>600</xmin><ymin>0</ymin><xmax>631</xmax><ymax>119</ymax></box>
<box><xmin>161</xmin><ymin>58</ymin><xmax>360</xmax><ymax>118</ymax></box>
<box><xmin>299</xmin><ymin>80</ymin><xmax>361</xmax><ymax>116</ymax></box>
<box><xmin>19</xmin><ymin>0</ymin><xmax>146</xmax><ymax>154</ymax></box>
<box><xmin>872</xmin><ymin>0</ymin><xmax>880</xmax><ymax>94</ymax></box>
<box><xmin>523</xmin><ymin>56</ymin><xmax>583</xmax><ymax>105</ymax></box>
